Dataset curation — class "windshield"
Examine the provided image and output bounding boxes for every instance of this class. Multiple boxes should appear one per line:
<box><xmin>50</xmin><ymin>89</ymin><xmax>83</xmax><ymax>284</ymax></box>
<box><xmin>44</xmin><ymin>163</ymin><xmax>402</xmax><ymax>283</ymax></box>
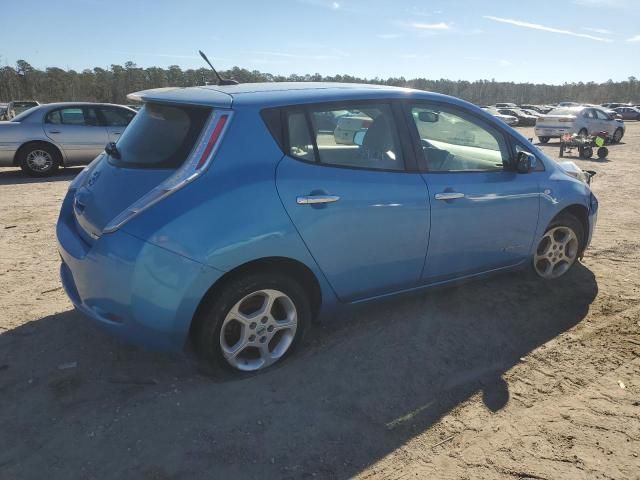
<box><xmin>109</xmin><ymin>102</ymin><xmax>211</xmax><ymax>169</ymax></box>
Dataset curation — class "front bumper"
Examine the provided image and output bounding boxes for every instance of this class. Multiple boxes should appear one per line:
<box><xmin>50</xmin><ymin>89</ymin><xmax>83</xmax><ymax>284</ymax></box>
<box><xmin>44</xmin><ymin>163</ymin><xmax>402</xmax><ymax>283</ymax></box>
<box><xmin>586</xmin><ymin>193</ymin><xmax>598</xmax><ymax>250</ymax></box>
<box><xmin>57</xmin><ymin>191</ymin><xmax>223</xmax><ymax>351</ymax></box>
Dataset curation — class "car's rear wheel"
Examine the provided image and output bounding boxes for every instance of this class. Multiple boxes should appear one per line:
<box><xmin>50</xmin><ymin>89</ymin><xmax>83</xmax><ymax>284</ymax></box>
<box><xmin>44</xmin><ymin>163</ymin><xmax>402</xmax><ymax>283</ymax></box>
<box><xmin>18</xmin><ymin>143</ymin><xmax>60</xmax><ymax>177</ymax></box>
<box><xmin>538</xmin><ymin>136</ymin><xmax>550</xmax><ymax>144</ymax></box>
<box><xmin>533</xmin><ymin>214</ymin><xmax>583</xmax><ymax>280</ymax></box>
<box><xmin>612</xmin><ymin>127</ymin><xmax>623</xmax><ymax>143</ymax></box>
<box><xmin>194</xmin><ymin>273</ymin><xmax>310</xmax><ymax>375</ymax></box>
<box><xmin>578</xmin><ymin>128</ymin><xmax>588</xmax><ymax>138</ymax></box>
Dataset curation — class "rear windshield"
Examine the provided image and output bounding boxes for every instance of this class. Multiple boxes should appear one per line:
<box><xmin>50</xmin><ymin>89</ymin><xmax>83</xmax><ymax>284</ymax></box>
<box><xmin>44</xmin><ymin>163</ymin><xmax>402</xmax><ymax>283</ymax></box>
<box><xmin>110</xmin><ymin>102</ymin><xmax>211</xmax><ymax>169</ymax></box>
<box><xmin>548</xmin><ymin>108</ymin><xmax>579</xmax><ymax>116</ymax></box>
<box><xmin>10</xmin><ymin>107</ymin><xmax>38</xmax><ymax>122</ymax></box>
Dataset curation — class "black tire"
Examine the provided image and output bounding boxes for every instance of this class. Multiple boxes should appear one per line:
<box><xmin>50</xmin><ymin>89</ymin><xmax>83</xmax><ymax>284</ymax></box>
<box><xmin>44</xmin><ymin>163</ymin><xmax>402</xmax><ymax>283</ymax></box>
<box><xmin>581</xmin><ymin>146</ymin><xmax>593</xmax><ymax>159</ymax></box>
<box><xmin>538</xmin><ymin>136</ymin><xmax>550</xmax><ymax>144</ymax></box>
<box><xmin>597</xmin><ymin>146</ymin><xmax>608</xmax><ymax>159</ymax></box>
<box><xmin>532</xmin><ymin>213</ymin><xmax>584</xmax><ymax>280</ymax></box>
<box><xmin>194</xmin><ymin>272</ymin><xmax>311</xmax><ymax>376</ymax></box>
<box><xmin>612</xmin><ymin>128</ymin><xmax>623</xmax><ymax>143</ymax></box>
<box><xmin>17</xmin><ymin>142</ymin><xmax>60</xmax><ymax>177</ymax></box>
<box><xmin>578</xmin><ymin>128</ymin><xmax>588</xmax><ymax>138</ymax></box>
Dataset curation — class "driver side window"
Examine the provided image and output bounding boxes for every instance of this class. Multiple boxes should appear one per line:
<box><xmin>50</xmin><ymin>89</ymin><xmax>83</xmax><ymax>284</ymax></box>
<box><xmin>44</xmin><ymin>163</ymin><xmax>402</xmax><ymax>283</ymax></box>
<box><xmin>410</xmin><ymin>105</ymin><xmax>508</xmax><ymax>172</ymax></box>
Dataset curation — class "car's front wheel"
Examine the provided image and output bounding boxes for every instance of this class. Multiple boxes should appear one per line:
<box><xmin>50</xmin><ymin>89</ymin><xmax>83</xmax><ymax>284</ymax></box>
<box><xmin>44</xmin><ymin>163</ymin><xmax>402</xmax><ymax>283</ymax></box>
<box><xmin>194</xmin><ymin>273</ymin><xmax>310</xmax><ymax>375</ymax></box>
<box><xmin>18</xmin><ymin>143</ymin><xmax>60</xmax><ymax>177</ymax></box>
<box><xmin>533</xmin><ymin>214</ymin><xmax>584</xmax><ymax>280</ymax></box>
<box><xmin>612</xmin><ymin>127</ymin><xmax>623</xmax><ymax>143</ymax></box>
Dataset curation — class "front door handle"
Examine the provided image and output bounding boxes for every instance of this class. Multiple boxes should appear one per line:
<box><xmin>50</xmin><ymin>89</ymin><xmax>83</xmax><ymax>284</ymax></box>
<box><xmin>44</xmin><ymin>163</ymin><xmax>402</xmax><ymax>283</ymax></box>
<box><xmin>434</xmin><ymin>192</ymin><xmax>465</xmax><ymax>200</ymax></box>
<box><xmin>296</xmin><ymin>195</ymin><xmax>340</xmax><ymax>205</ymax></box>
<box><xmin>48</xmin><ymin>130</ymin><xmax>61</xmax><ymax>134</ymax></box>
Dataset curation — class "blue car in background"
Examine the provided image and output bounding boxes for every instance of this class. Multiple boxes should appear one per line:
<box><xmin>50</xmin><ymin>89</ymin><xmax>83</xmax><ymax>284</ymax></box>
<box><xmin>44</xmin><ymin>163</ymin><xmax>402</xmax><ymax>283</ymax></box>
<box><xmin>56</xmin><ymin>82</ymin><xmax>598</xmax><ymax>374</ymax></box>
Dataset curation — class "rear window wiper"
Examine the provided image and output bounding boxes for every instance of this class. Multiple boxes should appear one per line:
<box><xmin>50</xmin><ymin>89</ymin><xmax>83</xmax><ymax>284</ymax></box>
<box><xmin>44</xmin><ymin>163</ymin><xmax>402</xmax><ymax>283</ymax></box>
<box><xmin>105</xmin><ymin>142</ymin><xmax>121</xmax><ymax>159</ymax></box>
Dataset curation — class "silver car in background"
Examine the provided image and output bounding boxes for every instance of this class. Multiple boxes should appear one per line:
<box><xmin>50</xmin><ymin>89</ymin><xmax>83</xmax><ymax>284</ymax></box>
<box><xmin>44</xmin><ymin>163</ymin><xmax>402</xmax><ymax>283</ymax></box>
<box><xmin>0</xmin><ymin>102</ymin><xmax>136</xmax><ymax>176</ymax></box>
<box><xmin>534</xmin><ymin>106</ymin><xmax>626</xmax><ymax>144</ymax></box>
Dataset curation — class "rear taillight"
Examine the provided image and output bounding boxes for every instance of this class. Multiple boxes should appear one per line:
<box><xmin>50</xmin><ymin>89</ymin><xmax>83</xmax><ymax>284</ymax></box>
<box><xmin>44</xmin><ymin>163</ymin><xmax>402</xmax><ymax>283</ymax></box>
<box><xmin>362</xmin><ymin>119</ymin><xmax>372</xmax><ymax>128</ymax></box>
<box><xmin>196</xmin><ymin>115</ymin><xmax>228</xmax><ymax>169</ymax></box>
<box><xmin>102</xmin><ymin>109</ymin><xmax>232</xmax><ymax>235</ymax></box>
<box><xmin>558</xmin><ymin>117</ymin><xmax>575</xmax><ymax>122</ymax></box>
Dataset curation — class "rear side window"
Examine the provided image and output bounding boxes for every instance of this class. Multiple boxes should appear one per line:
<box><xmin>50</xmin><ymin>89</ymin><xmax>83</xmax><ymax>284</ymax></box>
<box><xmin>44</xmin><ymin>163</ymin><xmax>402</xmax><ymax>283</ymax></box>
<box><xmin>111</xmin><ymin>103</ymin><xmax>211</xmax><ymax>169</ymax></box>
<box><xmin>287</xmin><ymin>104</ymin><xmax>404</xmax><ymax>171</ymax></box>
<box><xmin>100</xmin><ymin>107</ymin><xmax>135</xmax><ymax>126</ymax></box>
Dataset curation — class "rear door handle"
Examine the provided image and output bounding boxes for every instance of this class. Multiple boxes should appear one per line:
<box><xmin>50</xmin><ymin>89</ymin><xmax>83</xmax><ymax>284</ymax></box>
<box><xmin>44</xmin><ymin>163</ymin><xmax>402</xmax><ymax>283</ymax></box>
<box><xmin>48</xmin><ymin>130</ymin><xmax>61</xmax><ymax>134</ymax></box>
<box><xmin>434</xmin><ymin>192</ymin><xmax>465</xmax><ymax>200</ymax></box>
<box><xmin>297</xmin><ymin>195</ymin><xmax>340</xmax><ymax>205</ymax></box>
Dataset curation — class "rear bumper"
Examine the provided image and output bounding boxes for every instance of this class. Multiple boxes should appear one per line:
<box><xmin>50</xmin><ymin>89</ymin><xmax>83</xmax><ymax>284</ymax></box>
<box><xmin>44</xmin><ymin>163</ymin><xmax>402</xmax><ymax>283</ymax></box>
<box><xmin>534</xmin><ymin>126</ymin><xmax>573</xmax><ymax>138</ymax></box>
<box><xmin>57</xmin><ymin>191</ymin><xmax>224</xmax><ymax>351</ymax></box>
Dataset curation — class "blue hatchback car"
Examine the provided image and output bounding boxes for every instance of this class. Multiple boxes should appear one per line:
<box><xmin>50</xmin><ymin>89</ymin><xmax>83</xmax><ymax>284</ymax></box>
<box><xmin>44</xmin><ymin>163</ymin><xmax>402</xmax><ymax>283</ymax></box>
<box><xmin>57</xmin><ymin>83</ymin><xmax>598</xmax><ymax>373</ymax></box>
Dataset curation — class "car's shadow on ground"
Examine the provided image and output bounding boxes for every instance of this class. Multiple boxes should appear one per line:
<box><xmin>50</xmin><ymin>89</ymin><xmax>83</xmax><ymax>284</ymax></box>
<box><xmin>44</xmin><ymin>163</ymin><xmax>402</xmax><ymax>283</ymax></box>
<box><xmin>0</xmin><ymin>265</ymin><xmax>597</xmax><ymax>479</ymax></box>
<box><xmin>0</xmin><ymin>167</ymin><xmax>83</xmax><ymax>185</ymax></box>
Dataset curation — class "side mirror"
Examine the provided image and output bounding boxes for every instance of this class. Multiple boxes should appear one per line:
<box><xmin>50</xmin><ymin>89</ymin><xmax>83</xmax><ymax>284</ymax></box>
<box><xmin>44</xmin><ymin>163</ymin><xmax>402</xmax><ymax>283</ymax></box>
<box><xmin>516</xmin><ymin>151</ymin><xmax>535</xmax><ymax>173</ymax></box>
<box><xmin>353</xmin><ymin>130</ymin><xmax>366</xmax><ymax>146</ymax></box>
<box><xmin>418</xmin><ymin>111</ymin><xmax>439</xmax><ymax>123</ymax></box>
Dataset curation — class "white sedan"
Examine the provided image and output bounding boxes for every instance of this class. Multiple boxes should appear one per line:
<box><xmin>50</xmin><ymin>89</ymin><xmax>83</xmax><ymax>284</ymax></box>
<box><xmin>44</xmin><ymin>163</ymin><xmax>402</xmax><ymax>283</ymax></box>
<box><xmin>534</xmin><ymin>106</ymin><xmax>625</xmax><ymax>144</ymax></box>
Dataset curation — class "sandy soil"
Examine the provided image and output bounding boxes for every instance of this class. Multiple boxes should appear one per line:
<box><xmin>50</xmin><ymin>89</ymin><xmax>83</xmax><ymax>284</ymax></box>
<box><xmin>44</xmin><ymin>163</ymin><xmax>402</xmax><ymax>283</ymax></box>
<box><xmin>0</xmin><ymin>125</ymin><xmax>639</xmax><ymax>480</ymax></box>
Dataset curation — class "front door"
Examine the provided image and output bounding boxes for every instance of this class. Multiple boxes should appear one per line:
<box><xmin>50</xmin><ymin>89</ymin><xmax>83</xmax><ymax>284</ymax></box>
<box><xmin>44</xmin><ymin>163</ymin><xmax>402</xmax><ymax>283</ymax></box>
<box><xmin>407</xmin><ymin>103</ymin><xmax>540</xmax><ymax>282</ymax></box>
<box><xmin>276</xmin><ymin>103</ymin><xmax>430</xmax><ymax>301</ymax></box>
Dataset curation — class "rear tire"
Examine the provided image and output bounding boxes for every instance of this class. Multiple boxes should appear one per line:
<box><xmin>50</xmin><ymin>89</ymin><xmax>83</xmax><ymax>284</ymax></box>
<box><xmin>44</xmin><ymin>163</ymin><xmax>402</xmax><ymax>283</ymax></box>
<box><xmin>18</xmin><ymin>142</ymin><xmax>60</xmax><ymax>177</ymax></box>
<box><xmin>538</xmin><ymin>136</ymin><xmax>550</xmax><ymax>144</ymax></box>
<box><xmin>578</xmin><ymin>128</ymin><xmax>588</xmax><ymax>138</ymax></box>
<box><xmin>532</xmin><ymin>213</ymin><xmax>584</xmax><ymax>280</ymax></box>
<box><xmin>194</xmin><ymin>273</ymin><xmax>310</xmax><ymax>376</ymax></box>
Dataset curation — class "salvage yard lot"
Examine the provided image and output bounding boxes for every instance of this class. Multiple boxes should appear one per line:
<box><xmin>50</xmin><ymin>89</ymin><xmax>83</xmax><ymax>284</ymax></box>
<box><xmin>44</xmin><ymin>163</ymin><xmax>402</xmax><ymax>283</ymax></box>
<box><xmin>1</xmin><ymin>124</ymin><xmax>639</xmax><ymax>479</ymax></box>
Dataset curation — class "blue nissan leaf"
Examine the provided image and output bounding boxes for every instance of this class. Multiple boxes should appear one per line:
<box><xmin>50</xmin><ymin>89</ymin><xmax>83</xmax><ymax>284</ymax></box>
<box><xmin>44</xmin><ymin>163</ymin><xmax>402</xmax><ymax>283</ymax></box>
<box><xmin>56</xmin><ymin>83</ymin><xmax>598</xmax><ymax>373</ymax></box>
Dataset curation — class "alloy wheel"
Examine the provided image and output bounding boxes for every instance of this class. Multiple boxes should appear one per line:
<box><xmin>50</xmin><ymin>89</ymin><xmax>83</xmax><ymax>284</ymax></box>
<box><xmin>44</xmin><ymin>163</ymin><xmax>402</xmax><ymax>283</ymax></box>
<box><xmin>533</xmin><ymin>226</ymin><xmax>579</xmax><ymax>279</ymax></box>
<box><xmin>219</xmin><ymin>289</ymin><xmax>298</xmax><ymax>371</ymax></box>
<box><xmin>26</xmin><ymin>149</ymin><xmax>53</xmax><ymax>172</ymax></box>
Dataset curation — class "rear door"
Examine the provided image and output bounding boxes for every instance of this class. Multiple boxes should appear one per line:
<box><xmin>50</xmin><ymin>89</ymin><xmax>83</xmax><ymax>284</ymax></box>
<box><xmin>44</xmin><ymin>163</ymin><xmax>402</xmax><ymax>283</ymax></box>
<box><xmin>98</xmin><ymin>106</ymin><xmax>136</xmax><ymax>142</ymax></box>
<box><xmin>44</xmin><ymin>106</ymin><xmax>108</xmax><ymax>163</ymax></box>
<box><xmin>275</xmin><ymin>102</ymin><xmax>430</xmax><ymax>301</ymax></box>
<box><xmin>406</xmin><ymin>102</ymin><xmax>540</xmax><ymax>282</ymax></box>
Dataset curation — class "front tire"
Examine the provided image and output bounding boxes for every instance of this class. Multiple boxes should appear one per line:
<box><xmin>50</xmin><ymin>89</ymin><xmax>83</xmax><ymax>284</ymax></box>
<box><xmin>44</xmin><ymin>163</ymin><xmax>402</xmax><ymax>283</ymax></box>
<box><xmin>194</xmin><ymin>273</ymin><xmax>310</xmax><ymax>375</ymax></box>
<box><xmin>533</xmin><ymin>214</ymin><xmax>584</xmax><ymax>280</ymax></box>
<box><xmin>18</xmin><ymin>143</ymin><xmax>60</xmax><ymax>177</ymax></box>
<box><xmin>612</xmin><ymin>127</ymin><xmax>623</xmax><ymax>143</ymax></box>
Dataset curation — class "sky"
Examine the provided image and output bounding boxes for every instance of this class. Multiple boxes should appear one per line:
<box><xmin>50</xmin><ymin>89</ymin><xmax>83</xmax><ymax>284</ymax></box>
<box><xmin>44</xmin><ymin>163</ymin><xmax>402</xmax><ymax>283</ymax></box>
<box><xmin>1</xmin><ymin>0</ymin><xmax>639</xmax><ymax>84</ymax></box>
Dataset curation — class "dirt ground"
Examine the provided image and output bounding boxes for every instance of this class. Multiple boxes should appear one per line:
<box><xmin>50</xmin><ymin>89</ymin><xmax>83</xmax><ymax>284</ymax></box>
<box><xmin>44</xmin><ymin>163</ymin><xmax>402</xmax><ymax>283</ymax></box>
<box><xmin>1</xmin><ymin>124</ymin><xmax>639</xmax><ymax>480</ymax></box>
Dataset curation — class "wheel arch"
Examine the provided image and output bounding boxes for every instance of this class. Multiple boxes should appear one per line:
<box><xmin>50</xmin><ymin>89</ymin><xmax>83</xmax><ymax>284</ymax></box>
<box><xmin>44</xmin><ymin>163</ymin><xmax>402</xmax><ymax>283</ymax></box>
<box><xmin>551</xmin><ymin>204</ymin><xmax>589</xmax><ymax>251</ymax></box>
<box><xmin>189</xmin><ymin>256</ymin><xmax>323</xmax><ymax>339</ymax></box>
<box><xmin>13</xmin><ymin>140</ymin><xmax>65</xmax><ymax>166</ymax></box>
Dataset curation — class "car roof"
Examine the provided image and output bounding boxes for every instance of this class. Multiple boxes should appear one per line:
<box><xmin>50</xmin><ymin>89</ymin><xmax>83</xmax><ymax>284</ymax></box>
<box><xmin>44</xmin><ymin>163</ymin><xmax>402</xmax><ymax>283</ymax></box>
<box><xmin>128</xmin><ymin>82</ymin><xmax>451</xmax><ymax>109</ymax></box>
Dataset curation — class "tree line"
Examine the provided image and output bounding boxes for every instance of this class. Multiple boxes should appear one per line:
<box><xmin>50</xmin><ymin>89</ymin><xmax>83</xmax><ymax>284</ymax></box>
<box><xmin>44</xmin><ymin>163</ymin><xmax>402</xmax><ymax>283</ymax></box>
<box><xmin>1</xmin><ymin>59</ymin><xmax>638</xmax><ymax>106</ymax></box>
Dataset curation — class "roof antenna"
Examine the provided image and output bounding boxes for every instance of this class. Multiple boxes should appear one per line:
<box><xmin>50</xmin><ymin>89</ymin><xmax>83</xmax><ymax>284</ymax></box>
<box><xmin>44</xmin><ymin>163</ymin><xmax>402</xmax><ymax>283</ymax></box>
<box><xmin>199</xmin><ymin>50</ymin><xmax>238</xmax><ymax>86</ymax></box>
